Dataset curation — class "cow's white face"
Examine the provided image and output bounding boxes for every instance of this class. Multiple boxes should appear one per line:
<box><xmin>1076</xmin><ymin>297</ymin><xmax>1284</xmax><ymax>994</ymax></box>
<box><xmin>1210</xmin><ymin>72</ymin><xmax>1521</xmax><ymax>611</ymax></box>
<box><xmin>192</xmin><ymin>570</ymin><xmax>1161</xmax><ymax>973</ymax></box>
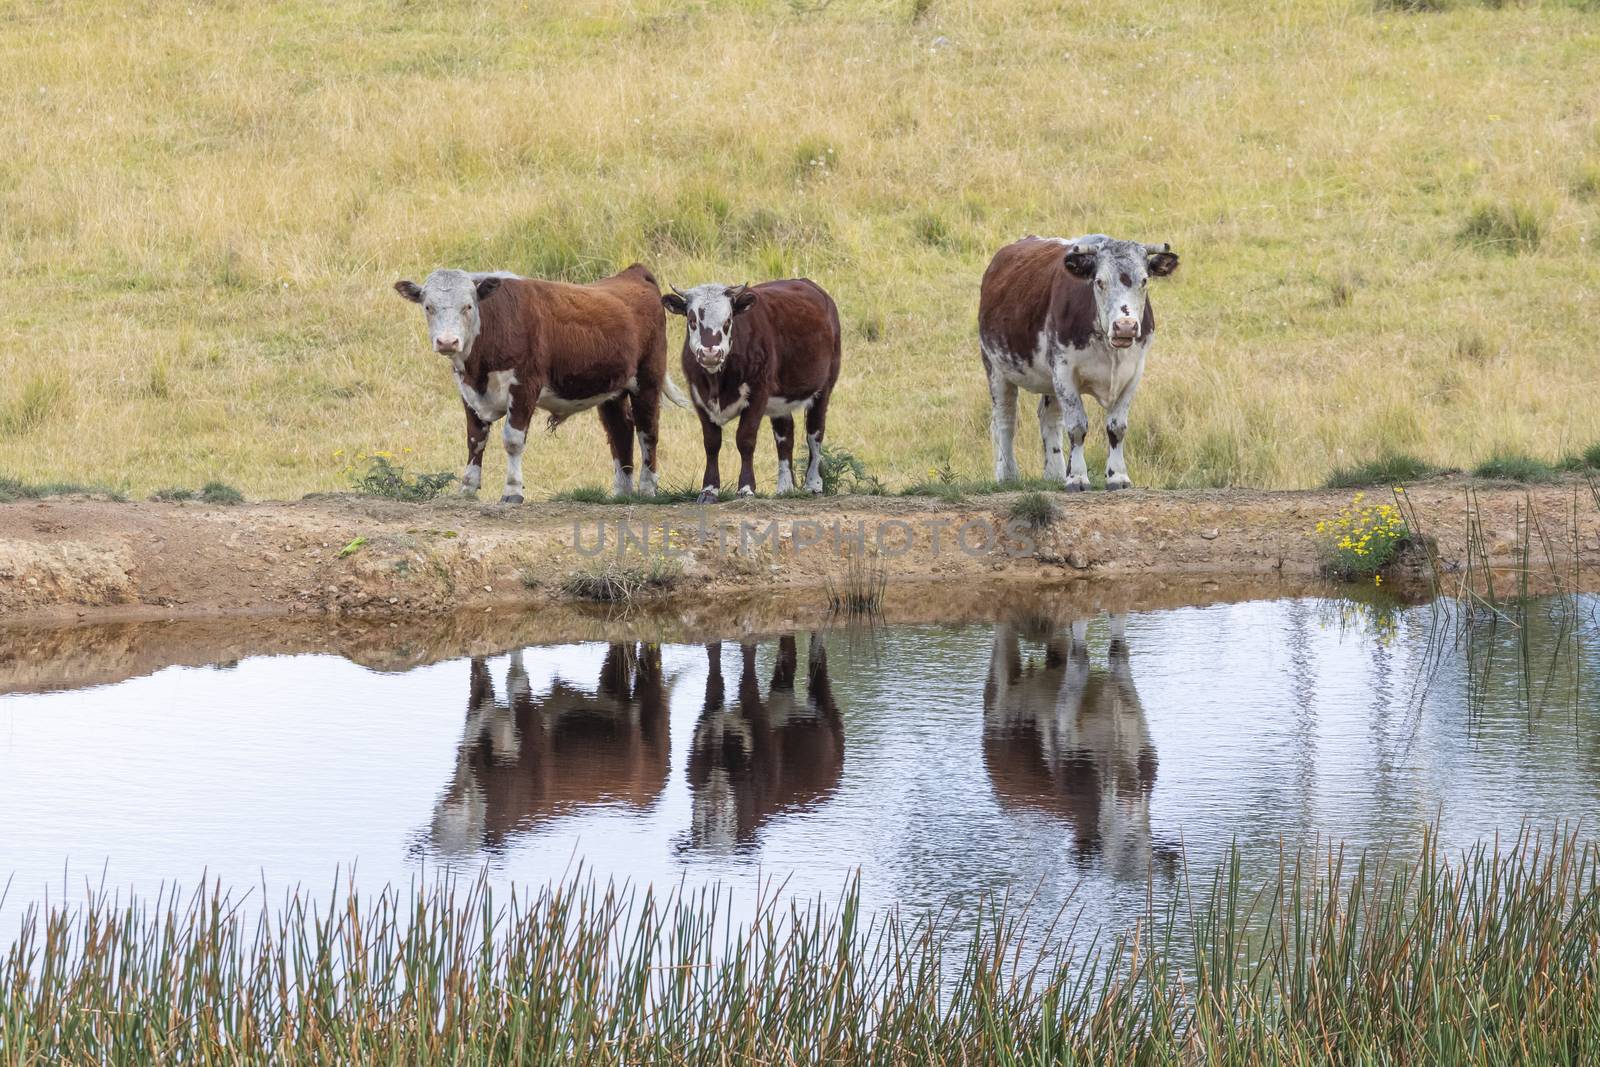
<box><xmin>662</xmin><ymin>283</ymin><xmax>757</xmax><ymax>373</ymax></box>
<box><xmin>1063</xmin><ymin>239</ymin><xmax>1179</xmax><ymax>349</ymax></box>
<box><xmin>394</xmin><ymin>269</ymin><xmax>505</xmax><ymax>362</ymax></box>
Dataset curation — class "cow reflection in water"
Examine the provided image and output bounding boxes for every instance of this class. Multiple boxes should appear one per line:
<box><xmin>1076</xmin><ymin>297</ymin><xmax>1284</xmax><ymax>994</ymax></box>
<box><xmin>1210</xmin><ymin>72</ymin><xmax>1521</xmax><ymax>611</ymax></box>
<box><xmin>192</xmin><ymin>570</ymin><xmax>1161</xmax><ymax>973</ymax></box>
<box><xmin>984</xmin><ymin>615</ymin><xmax>1173</xmax><ymax>879</ymax></box>
<box><xmin>686</xmin><ymin>635</ymin><xmax>844</xmax><ymax>852</ymax></box>
<box><xmin>429</xmin><ymin>644</ymin><xmax>668</xmax><ymax>855</ymax></box>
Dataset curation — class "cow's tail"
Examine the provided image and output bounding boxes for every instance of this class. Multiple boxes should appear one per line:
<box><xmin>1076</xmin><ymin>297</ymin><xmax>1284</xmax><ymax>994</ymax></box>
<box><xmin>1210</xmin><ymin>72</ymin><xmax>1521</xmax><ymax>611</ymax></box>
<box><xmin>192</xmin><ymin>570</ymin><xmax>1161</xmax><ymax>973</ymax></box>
<box><xmin>660</xmin><ymin>374</ymin><xmax>691</xmax><ymax>410</ymax></box>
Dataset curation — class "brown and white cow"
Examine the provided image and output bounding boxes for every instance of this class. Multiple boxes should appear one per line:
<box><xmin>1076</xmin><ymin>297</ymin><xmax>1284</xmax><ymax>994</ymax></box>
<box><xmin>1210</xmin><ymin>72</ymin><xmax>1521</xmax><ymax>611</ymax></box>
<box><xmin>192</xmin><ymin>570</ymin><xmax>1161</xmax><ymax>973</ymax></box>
<box><xmin>426</xmin><ymin>644</ymin><xmax>669</xmax><ymax>855</ymax></box>
<box><xmin>983</xmin><ymin>614</ymin><xmax>1176</xmax><ymax>880</ymax></box>
<box><xmin>395</xmin><ymin>264</ymin><xmax>682</xmax><ymax>502</ymax></box>
<box><xmin>685</xmin><ymin>634</ymin><xmax>843</xmax><ymax>851</ymax></box>
<box><xmin>978</xmin><ymin>235</ymin><xmax>1179</xmax><ymax>491</ymax></box>
<box><xmin>661</xmin><ymin>280</ymin><xmax>842</xmax><ymax>502</ymax></box>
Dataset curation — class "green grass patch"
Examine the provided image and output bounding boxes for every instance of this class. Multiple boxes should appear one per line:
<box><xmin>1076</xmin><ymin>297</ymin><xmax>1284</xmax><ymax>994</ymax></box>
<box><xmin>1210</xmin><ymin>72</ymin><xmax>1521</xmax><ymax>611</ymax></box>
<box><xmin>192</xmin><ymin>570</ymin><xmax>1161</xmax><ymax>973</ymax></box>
<box><xmin>0</xmin><ymin>372</ymin><xmax>70</xmax><ymax>438</ymax></box>
<box><xmin>1473</xmin><ymin>452</ymin><xmax>1559</xmax><ymax>483</ymax></box>
<box><xmin>1458</xmin><ymin>201</ymin><xmax>1545</xmax><ymax>254</ymax></box>
<box><xmin>560</xmin><ymin>557</ymin><xmax>680</xmax><ymax>602</ymax></box>
<box><xmin>1324</xmin><ymin>453</ymin><xmax>1442</xmax><ymax>488</ymax></box>
<box><xmin>1558</xmin><ymin>443</ymin><xmax>1600</xmax><ymax>472</ymax></box>
<box><xmin>0</xmin><ymin>475</ymin><xmax>126</xmax><ymax>503</ymax></box>
<box><xmin>1008</xmin><ymin>490</ymin><xmax>1058</xmax><ymax>529</ymax></box>
<box><xmin>551</xmin><ymin>483</ymin><xmax>738</xmax><ymax>505</ymax></box>
<box><xmin>902</xmin><ymin>476</ymin><xmax>1063</xmax><ymax>501</ymax></box>
<box><xmin>348</xmin><ymin>454</ymin><xmax>456</xmax><ymax>502</ymax></box>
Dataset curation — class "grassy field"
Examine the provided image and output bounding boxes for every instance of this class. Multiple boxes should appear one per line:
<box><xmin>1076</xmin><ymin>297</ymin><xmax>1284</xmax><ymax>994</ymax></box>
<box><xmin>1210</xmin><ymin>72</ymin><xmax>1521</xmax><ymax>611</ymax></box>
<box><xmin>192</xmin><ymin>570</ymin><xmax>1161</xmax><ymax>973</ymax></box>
<box><xmin>2</xmin><ymin>0</ymin><xmax>1598</xmax><ymax>499</ymax></box>
<box><xmin>4</xmin><ymin>830</ymin><xmax>1598</xmax><ymax>1064</ymax></box>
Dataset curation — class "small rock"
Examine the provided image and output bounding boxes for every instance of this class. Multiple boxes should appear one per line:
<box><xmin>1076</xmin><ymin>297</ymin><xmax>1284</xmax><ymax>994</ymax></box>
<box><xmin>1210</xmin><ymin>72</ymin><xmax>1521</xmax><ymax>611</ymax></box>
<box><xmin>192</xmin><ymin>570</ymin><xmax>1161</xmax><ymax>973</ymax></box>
<box><xmin>1066</xmin><ymin>551</ymin><xmax>1090</xmax><ymax>570</ymax></box>
<box><xmin>1199</xmin><ymin>528</ymin><xmax>1219</xmax><ymax>540</ymax></box>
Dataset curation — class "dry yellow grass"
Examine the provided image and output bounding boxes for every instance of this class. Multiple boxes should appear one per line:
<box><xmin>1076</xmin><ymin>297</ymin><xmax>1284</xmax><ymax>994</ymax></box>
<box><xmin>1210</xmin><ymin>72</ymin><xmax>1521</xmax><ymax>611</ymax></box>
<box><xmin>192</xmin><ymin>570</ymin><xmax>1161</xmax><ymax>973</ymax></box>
<box><xmin>2</xmin><ymin>0</ymin><xmax>1598</xmax><ymax>499</ymax></box>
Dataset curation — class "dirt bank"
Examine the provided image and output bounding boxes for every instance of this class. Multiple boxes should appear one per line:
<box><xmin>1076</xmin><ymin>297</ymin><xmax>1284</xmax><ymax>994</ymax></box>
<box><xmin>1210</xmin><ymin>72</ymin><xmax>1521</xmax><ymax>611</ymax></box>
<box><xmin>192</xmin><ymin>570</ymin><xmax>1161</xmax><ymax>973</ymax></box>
<box><xmin>1</xmin><ymin>477</ymin><xmax>1595</xmax><ymax>627</ymax></box>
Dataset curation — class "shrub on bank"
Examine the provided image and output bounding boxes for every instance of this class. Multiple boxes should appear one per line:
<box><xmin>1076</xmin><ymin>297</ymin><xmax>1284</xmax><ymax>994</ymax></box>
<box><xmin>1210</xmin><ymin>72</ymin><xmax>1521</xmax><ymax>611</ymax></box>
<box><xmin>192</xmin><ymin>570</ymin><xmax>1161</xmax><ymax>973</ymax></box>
<box><xmin>1315</xmin><ymin>492</ymin><xmax>1410</xmax><ymax>580</ymax></box>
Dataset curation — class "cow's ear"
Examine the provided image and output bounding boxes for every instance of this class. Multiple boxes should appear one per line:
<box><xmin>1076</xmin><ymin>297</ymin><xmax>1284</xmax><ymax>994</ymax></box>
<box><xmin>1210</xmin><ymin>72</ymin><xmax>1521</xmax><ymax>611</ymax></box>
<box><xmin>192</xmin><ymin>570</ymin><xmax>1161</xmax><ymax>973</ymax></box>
<box><xmin>730</xmin><ymin>286</ymin><xmax>757</xmax><ymax>314</ymax></box>
<box><xmin>661</xmin><ymin>293</ymin><xmax>688</xmax><ymax>316</ymax></box>
<box><xmin>1063</xmin><ymin>248</ymin><xmax>1097</xmax><ymax>279</ymax></box>
<box><xmin>475</xmin><ymin>276</ymin><xmax>502</xmax><ymax>301</ymax></box>
<box><xmin>1146</xmin><ymin>247</ymin><xmax>1180</xmax><ymax>277</ymax></box>
<box><xmin>394</xmin><ymin>280</ymin><xmax>424</xmax><ymax>303</ymax></box>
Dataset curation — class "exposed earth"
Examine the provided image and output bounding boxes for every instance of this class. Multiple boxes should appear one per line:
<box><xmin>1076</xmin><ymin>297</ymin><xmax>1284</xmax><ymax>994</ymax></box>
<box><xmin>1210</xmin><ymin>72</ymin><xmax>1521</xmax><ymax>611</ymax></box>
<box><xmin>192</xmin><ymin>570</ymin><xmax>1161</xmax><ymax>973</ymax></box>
<box><xmin>2</xmin><ymin>476</ymin><xmax>1596</xmax><ymax>629</ymax></box>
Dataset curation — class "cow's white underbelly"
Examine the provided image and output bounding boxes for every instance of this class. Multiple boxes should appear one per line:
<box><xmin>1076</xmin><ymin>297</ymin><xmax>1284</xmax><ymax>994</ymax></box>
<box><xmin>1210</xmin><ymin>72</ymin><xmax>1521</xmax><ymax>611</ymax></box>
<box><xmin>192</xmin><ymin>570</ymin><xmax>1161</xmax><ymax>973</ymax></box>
<box><xmin>536</xmin><ymin>387</ymin><xmax>620</xmax><ymax>416</ymax></box>
<box><xmin>764</xmin><ymin>394</ymin><xmax>815</xmax><ymax>418</ymax></box>
<box><xmin>987</xmin><ymin>334</ymin><xmax>1147</xmax><ymax>407</ymax></box>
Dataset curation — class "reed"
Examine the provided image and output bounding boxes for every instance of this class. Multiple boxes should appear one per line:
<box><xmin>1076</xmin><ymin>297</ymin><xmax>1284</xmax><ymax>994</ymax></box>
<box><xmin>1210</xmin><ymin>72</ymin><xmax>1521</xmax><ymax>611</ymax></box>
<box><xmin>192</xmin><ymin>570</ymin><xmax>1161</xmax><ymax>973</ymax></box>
<box><xmin>2</xmin><ymin>828</ymin><xmax>1597</xmax><ymax>1064</ymax></box>
<box><xmin>827</xmin><ymin>548</ymin><xmax>888</xmax><ymax>617</ymax></box>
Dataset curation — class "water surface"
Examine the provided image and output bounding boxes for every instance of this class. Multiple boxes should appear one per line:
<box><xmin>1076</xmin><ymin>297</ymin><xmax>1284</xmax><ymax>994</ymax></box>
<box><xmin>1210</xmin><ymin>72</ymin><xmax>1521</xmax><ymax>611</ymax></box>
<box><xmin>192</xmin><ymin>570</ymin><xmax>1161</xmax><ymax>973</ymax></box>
<box><xmin>3</xmin><ymin>591</ymin><xmax>1597</xmax><ymax>936</ymax></box>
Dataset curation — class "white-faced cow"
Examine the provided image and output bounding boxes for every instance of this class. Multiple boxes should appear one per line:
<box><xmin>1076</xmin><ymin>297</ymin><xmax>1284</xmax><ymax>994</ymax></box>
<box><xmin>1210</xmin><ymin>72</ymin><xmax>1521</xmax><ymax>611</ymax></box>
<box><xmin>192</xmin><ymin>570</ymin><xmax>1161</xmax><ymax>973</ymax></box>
<box><xmin>685</xmin><ymin>634</ymin><xmax>843</xmax><ymax>851</ymax></box>
<box><xmin>394</xmin><ymin>264</ymin><xmax>681</xmax><ymax>502</ymax></box>
<box><xmin>983</xmin><ymin>614</ymin><xmax>1175</xmax><ymax>880</ymax></box>
<box><xmin>978</xmin><ymin>235</ymin><xmax>1179</xmax><ymax>491</ymax></box>
<box><xmin>661</xmin><ymin>280</ymin><xmax>842</xmax><ymax>503</ymax></box>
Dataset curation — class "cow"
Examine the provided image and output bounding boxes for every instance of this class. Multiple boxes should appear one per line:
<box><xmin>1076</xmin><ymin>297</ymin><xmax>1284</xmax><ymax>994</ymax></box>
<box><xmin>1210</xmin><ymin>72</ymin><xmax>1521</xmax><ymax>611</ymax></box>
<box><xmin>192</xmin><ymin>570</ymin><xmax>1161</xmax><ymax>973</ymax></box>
<box><xmin>983</xmin><ymin>613</ymin><xmax>1176</xmax><ymax>880</ymax></box>
<box><xmin>425</xmin><ymin>644</ymin><xmax>670</xmax><ymax>856</ymax></box>
<box><xmin>661</xmin><ymin>280</ymin><xmax>842</xmax><ymax>503</ymax></box>
<box><xmin>978</xmin><ymin>235</ymin><xmax>1180</xmax><ymax>491</ymax></box>
<box><xmin>684</xmin><ymin>634</ymin><xmax>843</xmax><ymax>851</ymax></box>
<box><xmin>394</xmin><ymin>263</ymin><xmax>682</xmax><ymax>503</ymax></box>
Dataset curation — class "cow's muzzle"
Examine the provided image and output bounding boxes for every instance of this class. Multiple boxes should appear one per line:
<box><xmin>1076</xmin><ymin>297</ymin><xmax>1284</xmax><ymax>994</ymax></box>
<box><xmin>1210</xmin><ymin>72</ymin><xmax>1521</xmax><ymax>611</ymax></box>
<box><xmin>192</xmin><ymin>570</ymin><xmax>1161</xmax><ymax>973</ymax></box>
<box><xmin>695</xmin><ymin>349</ymin><xmax>727</xmax><ymax>372</ymax></box>
<box><xmin>435</xmin><ymin>336</ymin><xmax>463</xmax><ymax>355</ymax></box>
<box><xmin>1109</xmin><ymin>318</ymin><xmax>1140</xmax><ymax>349</ymax></box>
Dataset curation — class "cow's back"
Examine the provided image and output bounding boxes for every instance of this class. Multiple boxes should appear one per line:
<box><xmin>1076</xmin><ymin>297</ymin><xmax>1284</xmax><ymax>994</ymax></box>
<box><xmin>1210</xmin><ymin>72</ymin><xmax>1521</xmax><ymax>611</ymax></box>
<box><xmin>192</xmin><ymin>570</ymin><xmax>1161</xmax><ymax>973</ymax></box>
<box><xmin>589</xmin><ymin>263</ymin><xmax>667</xmax><ymax>361</ymax></box>
<box><xmin>979</xmin><ymin>237</ymin><xmax>1069</xmax><ymax>359</ymax></box>
<box><xmin>747</xmin><ymin>278</ymin><xmax>842</xmax><ymax>390</ymax></box>
<box><xmin>522</xmin><ymin>263</ymin><xmax>664</xmax><ymax>372</ymax></box>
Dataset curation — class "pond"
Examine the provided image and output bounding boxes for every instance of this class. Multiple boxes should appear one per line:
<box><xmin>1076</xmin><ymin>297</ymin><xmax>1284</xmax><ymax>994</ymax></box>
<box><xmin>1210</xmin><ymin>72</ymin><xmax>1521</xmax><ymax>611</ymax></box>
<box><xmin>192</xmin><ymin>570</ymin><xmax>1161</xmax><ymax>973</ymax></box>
<box><xmin>2</xmin><ymin>585</ymin><xmax>1597</xmax><ymax>938</ymax></box>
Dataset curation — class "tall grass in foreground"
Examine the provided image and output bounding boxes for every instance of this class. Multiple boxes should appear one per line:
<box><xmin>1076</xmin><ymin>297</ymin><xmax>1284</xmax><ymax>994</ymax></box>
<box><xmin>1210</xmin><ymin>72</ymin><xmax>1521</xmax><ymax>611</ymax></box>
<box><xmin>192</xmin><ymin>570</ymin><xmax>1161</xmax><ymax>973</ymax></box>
<box><xmin>4</xmin><ymin>830</ymin><xmax>1599</xmax><ymax>1064</ymax></box>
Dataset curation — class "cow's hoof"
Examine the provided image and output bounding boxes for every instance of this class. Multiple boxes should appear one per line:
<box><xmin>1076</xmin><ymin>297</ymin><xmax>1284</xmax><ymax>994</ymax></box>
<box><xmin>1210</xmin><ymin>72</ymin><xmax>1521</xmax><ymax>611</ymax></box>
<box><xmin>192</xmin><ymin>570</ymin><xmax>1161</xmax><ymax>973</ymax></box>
<box><xmin>807</xmin><ymin>485</ymin><xmax>823</xmax><ymax>496</ymax></box>
<box><xmin>500</xmin><ymin>493</ymin><xmax>524</xmax><ymax>505</ymax></box>
<box><xmin>1105</xmin><ymin>478</ymin><xmax>1132</xmax><ymax>492</ymax></box>
<box><xmin>737</xmin><ymin>486</ymin><xmax>756</xmax><ymax>498</ymax></box>
<box><xmin>1064</xmin><ymin>480</ymin><xmax>1089</xmax><ymax>494</ymax></box>
<box><xmin>697</xmin><ymin>488</ymin><xmax>720</xmax><ymax>505</ymax></box>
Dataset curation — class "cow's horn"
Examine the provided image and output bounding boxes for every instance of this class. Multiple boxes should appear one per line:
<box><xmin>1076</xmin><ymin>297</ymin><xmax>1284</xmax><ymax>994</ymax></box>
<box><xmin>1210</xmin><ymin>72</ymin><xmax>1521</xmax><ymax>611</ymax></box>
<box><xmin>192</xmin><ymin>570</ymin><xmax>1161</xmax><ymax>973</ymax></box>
<box><xmin>669</xmin><ymin>283</ymin><xmax>690</xmax><ymax>300</ymax></box>
<box><xmin>1142</xmin><ymin>242</ymin><xmax>1172</xmax><ymax>254</ymax></box>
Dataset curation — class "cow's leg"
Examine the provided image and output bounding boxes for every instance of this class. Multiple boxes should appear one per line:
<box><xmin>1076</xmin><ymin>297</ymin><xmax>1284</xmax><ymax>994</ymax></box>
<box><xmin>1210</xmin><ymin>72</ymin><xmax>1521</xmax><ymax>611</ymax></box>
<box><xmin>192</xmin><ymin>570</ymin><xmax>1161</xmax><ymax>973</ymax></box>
<box><xmin>770</xmin><ymin>634</ymin><xmax>798</xmax><ymax>691</ymax></box>
<box><xmin>987</xmin><ymin>365</ymin><xmax>1019</xmax><ymax>483</ymax></box>
<box><xmin>733</xmin><ymin>402</ymin><xmax>764</xmax><ymax>497</ymax></box>
<box><xmin>1108</xmin><ymin>613</ymin><xmax>1129</xmax><ymax>661</ymax></box>
<box><xmin>597</xmin><ymin>396</ymin><xmax>636</xmax><ymax>497</ymax></box>
<box><xmin>1038</xmin><ymin>394</ymin><xmax>1067</xmax><ymax>482</ymax></box>
<box><xmin>461</xmin><ymin>401</ymin><xmax>489</xmax><ymax>498</ymax></box>
<box><xmin>633</xmin><ymin>380</ymin><xmax>662</xmax><ymax>498</ymax></box>
<box><xmin>500</xmin><ymin>404</ymin><xmax>532</xmax><ymax>504</ymax></box>
<box><xmin>1049</xmin><ymin>372</ymin><xmax>1091</xmax><ymax>492</ymax></box>
<box><xmin>1104</xmin><ymin>361</ymin><xmax>1146</xmax><ymax>492</ymax></box>
<box><xmin>698</xmin><ymin>410</ymin><xmax>723</xmax><ymax>505</ymax></box>
<box><xmin>772</xmin><ymin>415</ymin><xmax>797</xmax><ymax>493</ymax></box>
<box><xmin>802</xmin><ymin>392</ymin><xmax>830</xmax><ymax>495</ymax></box>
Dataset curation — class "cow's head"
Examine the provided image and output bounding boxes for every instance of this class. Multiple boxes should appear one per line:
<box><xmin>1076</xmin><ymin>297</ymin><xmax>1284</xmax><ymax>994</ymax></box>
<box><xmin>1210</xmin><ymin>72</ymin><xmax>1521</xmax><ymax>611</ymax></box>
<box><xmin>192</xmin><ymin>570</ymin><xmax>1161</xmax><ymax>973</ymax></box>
<box><xmin>1062</xmin><ymin>239</ymin><xmax>1179</xmax><ymax>349</ymax></box>
<box><xmin>394</xmin><ymin>269</ymin><xmax>504</xmax><ymax>362</ymax></box>
<box><xmin>661</xmin><ymin>282</ymin><xmax>757</xmax><ymax>374</ymax></box>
